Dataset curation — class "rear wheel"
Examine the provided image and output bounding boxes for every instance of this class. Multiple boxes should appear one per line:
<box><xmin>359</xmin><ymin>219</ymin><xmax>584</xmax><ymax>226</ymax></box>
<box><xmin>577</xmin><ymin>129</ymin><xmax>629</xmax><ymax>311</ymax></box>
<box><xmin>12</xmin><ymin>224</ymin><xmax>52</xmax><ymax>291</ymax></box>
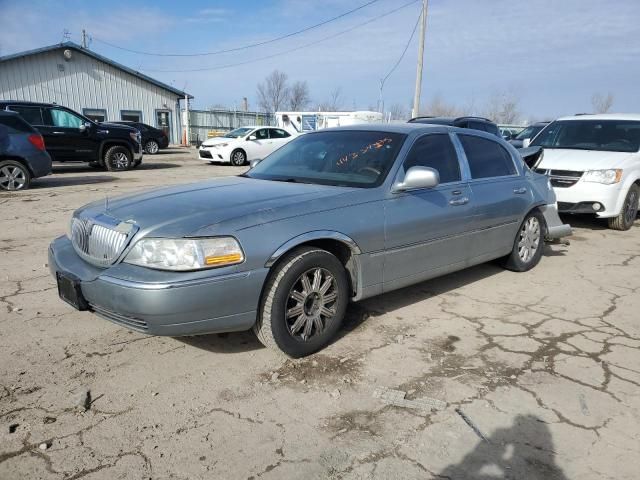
<box><xmin>230</xmin><ymin>149</ymin><xmax>246</xmax><ymax>166</ymax></box>
<box><xmin>501</xmin><ymin>210</ymin><xmax>545</xmax><ymax>272</ymax></box>
<box><xmin>0</xmin><ymin>160</ymin><xmax>31</xmax><ymax>191</ymax></box>
<box><xmin>608</xmin><ymin>184</ymin><xmax>639</xmax><ymax>231</ymax></box>
<box><xmin>145</xmin><ymin>140</ymin><xmax>159</xmax><ymax>154</ymax></box>
<box><xmin>103</xmin><ymin>146</ymin><xmax>132</xmax><ymax>172</ymax></box>
<box><xmin>254</xmin><ymin>247</ymin><xmax>350</xmax><ymax>357</ymax></box>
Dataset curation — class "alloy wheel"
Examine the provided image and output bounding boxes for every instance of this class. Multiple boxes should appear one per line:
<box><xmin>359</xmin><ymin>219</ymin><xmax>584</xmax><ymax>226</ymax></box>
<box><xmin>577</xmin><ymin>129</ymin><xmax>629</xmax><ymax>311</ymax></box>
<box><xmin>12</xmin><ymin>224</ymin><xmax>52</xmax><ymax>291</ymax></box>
<box><xmin>0</xmin><ymin>165</ymin><xmax>27</xmax><ymax>191</ymax></box>
<box><xmin>286</xmin><ymin>267</ymin><xmax>338</xmax><ymax>341</ymax></box>
<box><xmin>146</xmin><ymin>141</ymin><xmax>159</xmax><ymax>154</ymax></box>
<box><xmin>232</xmin><ymin>151</ymin><xmax>245</xmax><ymax>166</ymax></box>
<box><xmin>518</xmin><ymin>217</ymin><xmax>540</xmax><ymax>263</ymax></box>
<box><xmin>112</xmin><ymin>152</ymin><xmax>129</xmax><ymax>169</ymax></box>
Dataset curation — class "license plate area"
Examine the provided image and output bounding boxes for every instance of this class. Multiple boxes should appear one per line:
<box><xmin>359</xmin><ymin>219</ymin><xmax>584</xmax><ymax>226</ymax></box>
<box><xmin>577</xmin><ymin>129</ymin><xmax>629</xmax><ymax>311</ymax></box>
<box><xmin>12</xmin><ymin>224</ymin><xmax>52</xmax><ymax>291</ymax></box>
<box><xmin>56</xmin><ymin>272</ymin><xmax>89</xmax><ymax>311</ymax></box>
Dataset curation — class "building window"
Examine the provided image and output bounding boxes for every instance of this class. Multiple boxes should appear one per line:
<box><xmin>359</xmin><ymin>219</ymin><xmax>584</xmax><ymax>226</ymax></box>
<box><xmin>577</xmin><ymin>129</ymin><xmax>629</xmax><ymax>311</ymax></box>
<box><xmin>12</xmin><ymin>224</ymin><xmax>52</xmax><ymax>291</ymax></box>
<box><xmin>121</xmin><ymin>110</ymin><xmax>142</xmax><ymax>122</ymax></box>
<box><xmin>83</xmin><ymin>108</ymin><xmax>107</xmax><ymax>123</ymax></box>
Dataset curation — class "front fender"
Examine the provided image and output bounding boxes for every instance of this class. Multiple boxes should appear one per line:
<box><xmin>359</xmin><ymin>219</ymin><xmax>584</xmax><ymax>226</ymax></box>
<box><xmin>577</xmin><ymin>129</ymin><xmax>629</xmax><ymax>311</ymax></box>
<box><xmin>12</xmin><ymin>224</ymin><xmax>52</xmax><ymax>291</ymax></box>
<box><xmin>265</xmin><ymin>230</ymin><xmax>362</xmax><ymax>267</ymax></box>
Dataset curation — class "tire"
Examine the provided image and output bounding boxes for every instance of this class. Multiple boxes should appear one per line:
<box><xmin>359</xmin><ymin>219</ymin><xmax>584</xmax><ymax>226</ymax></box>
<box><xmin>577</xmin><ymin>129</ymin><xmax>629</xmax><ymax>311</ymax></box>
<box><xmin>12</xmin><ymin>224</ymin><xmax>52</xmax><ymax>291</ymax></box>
<box><xmin>608</xmin><ymin>184</ymin><xmax>639</xmax><ymax>231</ymax></box>
<box><xmin>0</xmin><ymin>160</ymin><xmax>31</xmax><ymax>191</ymax></box>
<box><xmin>145</xmin><ymin>140</ymin><xmax>159</xmax><ymax>155</ymax></box>
<box><xmin>103</xmin><ymin>146</ymin><xmax>132</xmax><ymax>172</ymax></box>
<box><xmin>230</xmin><ymin>149</ymin><xmax>246</xmax><ymax>166</ymax></box>
<box><xmin>254</xmin><ymin>247</ymin><xmax>350</xmax><ymax>358</ymax></box>
<box><xmin>501</xmin><ymin>210</ymin><xmax>546</xmax><ymax>272</ymax></box>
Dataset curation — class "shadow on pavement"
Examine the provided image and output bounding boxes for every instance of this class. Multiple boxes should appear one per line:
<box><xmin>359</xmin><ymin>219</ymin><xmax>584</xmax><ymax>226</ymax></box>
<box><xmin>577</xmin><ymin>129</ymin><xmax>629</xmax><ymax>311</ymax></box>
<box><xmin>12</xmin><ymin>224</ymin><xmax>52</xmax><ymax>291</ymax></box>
<box><xmin>176</xmin><ymin>330</ymin><xmax>263</xmax><ymax>354</ymax></box>
<box><xmin>560</xmin><ymin>213</ymin><xmax>608</xmax><ymax>230</ymax></box>
<box><xmin>438</xmin><ymin>414</ymin><xmax>568</xmax><ymax>479</ymax></box>
<box><xmin>32</xmin><ymin>175</ymin><xmax>116</xmax><ymax>188</ymax></box>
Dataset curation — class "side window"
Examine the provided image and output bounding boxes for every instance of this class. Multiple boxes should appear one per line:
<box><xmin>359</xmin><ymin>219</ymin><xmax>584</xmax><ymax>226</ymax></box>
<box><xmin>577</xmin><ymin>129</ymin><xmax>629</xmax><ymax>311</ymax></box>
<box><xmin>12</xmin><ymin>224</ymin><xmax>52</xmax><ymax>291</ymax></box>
<box><xmin>403</xmin><ymin>134</ymin><xmax>461</xmax><ymax>184</ymax></box>
<box><xmin>254</xmin><ymin>129</ymin><xmax>269</xmax><ymax>140</ymax></box>
<box><xmin>50</xmin><ymin>108</ymin><xmax>84</xmax><ymax>128</ymax></box>
<box><xmin>269</xmin><ymin>128</ymin><xmax>290</xmax><ymax>139</ymax></box>
<box><xmin>0</xmin><ymin>115</ymin><xmax>34</xmax><ymax>134</ymax></box>
<box><xmin>459</xmin><ymin>134</ymin><xmax>517</xmax><ymax>179</ymax></box>
<box><xmin>8</xmin><ymin>106</ymin><xmax>44</xmax><ymax>126</ymax></box>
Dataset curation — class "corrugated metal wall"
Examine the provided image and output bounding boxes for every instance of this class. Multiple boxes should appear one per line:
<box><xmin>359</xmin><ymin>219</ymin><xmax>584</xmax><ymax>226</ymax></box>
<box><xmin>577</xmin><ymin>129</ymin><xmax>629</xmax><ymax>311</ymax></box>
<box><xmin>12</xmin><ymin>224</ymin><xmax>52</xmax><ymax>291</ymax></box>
<box><xmin>0</xmin><ymin>48</ymin><xmax>182</xmax><ymax>143</ymax></box>
<box><xmin>187</xmin><ymin>109</ymin><xmax>274</xmax><ymax>144</ymax></box>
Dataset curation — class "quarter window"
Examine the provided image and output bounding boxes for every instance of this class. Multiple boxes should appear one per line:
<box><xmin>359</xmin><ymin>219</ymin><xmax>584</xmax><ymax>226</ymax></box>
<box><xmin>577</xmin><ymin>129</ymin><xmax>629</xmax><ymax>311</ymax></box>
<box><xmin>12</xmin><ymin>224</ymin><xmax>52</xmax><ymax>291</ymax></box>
<box><xmin>459</xmin><ymin>134</ymin><xmax>516</xmax><ymax>179</ymax></box>
<box><xmin>8</xmin><ymin>106</ymin><xmax>44</xmax><ymax>126</ymax></box>
<box><xmin>50</xmin><ymin>108</ymin><xmax>84</xmax><ymax>128</ymax></box>
<box><xmin>403</xmin><ymin>134</ymin><xmax>461</xmax><ymax>184</ymax></box>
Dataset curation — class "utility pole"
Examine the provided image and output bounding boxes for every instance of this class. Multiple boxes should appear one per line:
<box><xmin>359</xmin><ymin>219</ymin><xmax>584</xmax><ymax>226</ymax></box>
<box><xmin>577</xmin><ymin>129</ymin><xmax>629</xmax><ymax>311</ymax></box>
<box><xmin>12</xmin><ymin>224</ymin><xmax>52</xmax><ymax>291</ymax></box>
<box><xmin>185</xmin><ymin>93</ymin><xmax>190</xmax><ymax>147</ymax></box>
<box><xmin>411</xmin><ymin>0</ymin><xmax>428</xmax><ymax>118</ymax></box>
<box><xmin>81</xmin><ymin>29</ymin><xmax>87</xmax><ymax>48</ymax></box>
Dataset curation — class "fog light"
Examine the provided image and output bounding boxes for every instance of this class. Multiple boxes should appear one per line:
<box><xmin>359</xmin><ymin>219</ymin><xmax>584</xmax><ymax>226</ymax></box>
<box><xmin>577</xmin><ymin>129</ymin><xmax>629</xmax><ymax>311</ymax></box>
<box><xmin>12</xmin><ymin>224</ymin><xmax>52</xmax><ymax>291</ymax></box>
<box><xmin>592</xmin><ymin>202</ymin><xmax>602</xmax><ymax>211</ymax></box>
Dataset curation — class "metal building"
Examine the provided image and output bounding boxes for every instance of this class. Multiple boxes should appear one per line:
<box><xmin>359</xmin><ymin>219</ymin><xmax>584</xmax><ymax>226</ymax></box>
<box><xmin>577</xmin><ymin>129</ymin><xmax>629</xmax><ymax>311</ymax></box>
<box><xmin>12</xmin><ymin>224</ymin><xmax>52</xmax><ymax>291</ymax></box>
<box><xmin>0</xmin><ymin>42</ymin><xmax>191</xmax><ymax>144</ymax></box>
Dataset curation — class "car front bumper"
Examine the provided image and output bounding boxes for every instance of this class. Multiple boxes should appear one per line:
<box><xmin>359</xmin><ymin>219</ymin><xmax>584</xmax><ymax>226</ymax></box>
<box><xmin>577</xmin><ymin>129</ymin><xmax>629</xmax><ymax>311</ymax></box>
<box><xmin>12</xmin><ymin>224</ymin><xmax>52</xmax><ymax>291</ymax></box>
<box><xmin>48</xmin><ymin>236</ymin><xmax>268</xmax><ymax>336</ymax></box>
<box><xmin>554</xmin><ymin>182</ymin><xmax>624</xmax><ymax>218</ymax></box>
<box><xmin>198</xmin><ymin>147</ymin><xmax>229</xmax><ymax>162</ymax></box>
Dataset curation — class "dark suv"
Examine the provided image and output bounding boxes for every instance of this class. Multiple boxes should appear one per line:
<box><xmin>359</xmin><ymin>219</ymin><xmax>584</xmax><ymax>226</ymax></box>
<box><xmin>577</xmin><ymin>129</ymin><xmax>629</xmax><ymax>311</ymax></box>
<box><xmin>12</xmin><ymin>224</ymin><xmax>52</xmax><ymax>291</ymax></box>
<box><xmin>0</xmin><ymin>101</ymin><xmax>143</xmax><ymax>171</ymax></box>
<box><xmin>0</xmin><ymin>111</ymin><xmax>52</xmax><ymax>190</ymax></box>
<box><xmin>408</xmin><ymin>116</ymin><xmax>501</xmax><ymax>137</ymax></box>
<box><xmin>111</xmin><ymin>121</ymin><xmax>169</xmax><ymax>154</ymax></box>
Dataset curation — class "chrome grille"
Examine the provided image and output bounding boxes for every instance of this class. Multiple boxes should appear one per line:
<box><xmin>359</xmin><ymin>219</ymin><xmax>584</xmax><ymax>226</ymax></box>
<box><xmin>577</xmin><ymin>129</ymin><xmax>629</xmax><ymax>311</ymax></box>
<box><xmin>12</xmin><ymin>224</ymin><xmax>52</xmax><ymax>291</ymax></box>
<box><xmin>534</xmin><ymin>169</ymin><xmax>583</xmax><ymax>188</ymax></box>
<box><xmin>71</xmin><ymin>215</ymin><xmax>136</xmax><ymax>267</ymax></box>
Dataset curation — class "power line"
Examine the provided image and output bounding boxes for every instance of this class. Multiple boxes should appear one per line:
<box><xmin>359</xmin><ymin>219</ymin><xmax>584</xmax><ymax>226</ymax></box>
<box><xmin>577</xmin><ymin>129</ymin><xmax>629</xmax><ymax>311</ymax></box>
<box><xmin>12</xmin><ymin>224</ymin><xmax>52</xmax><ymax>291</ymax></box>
<box><xmin>381</xmin><ymin>11</ymin><xmax>421</xmax><ymax>86</ymax></box>
<box><xmin>140</xmin><ymin>0</ymin><xmax>420</xmax><ymax>73</ymax></box>
<box><xmin>92</xmin><ymin>0</ymin><xmax>380</xmax><ymax>57</ymax></box>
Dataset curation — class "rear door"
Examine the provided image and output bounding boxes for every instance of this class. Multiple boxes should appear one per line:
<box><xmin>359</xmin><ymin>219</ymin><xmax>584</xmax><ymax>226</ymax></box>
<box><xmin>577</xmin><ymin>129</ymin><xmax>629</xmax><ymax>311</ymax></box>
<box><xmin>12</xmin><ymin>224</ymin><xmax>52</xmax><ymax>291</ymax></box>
<box><xmin>383</xmin><ymin>133</ymin><xmax>475</xmax><ymax>289</ymax></box>
<box><xmin>267</xmin><ymin>128</ymin><xmax>292</xmax><ymax>153</ymax></box>
<box><xmin>455</xmin><ymin>133</ymin><xmax>530</xmax><ymax>260</ymax></box>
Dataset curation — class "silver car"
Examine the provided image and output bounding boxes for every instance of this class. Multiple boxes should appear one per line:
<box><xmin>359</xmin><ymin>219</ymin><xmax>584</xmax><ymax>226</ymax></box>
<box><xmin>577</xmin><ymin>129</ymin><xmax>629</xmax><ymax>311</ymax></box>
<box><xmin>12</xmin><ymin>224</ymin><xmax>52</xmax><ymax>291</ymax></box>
<box><xmin>49</xmin><ymin>124</ymin><xmax>571</xmax><ymax>357</ymax></box>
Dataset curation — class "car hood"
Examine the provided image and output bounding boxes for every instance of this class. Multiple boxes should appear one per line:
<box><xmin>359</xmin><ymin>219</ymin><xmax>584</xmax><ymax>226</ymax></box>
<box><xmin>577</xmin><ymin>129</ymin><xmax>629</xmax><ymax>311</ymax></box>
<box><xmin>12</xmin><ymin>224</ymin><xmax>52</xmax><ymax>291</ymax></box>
<box><xmin>77</xmin><ymin>177</ymin><xmax>359</xmax><ymax>237</ymax></box>
<box><xmin>537</xmin><ymin>148</ymin><xmax>637</xmax><ymax>171</ymax></box>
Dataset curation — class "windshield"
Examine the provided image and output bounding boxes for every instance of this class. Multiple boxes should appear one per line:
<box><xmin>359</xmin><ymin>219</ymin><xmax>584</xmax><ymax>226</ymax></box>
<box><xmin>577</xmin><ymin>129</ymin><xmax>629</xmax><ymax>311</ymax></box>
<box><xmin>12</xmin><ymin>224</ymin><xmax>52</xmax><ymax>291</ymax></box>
<box><xmin>515</xmin><ymin>125</ymin><xmax>543</xmax><ymax>140</ymax></box>
<box><xmin>531</xmin><ymin>120</ymin><xmax>640</xmax><ymax>152</ymax></box>
<box><xmin>246</xmin><ymin>130</ymin><xmax>406</xmax><ymax>187</ymax></box>
<box><xmin>224</xmin><ymin>127</ymin><xmax>253</xmax><ymax>138</ymax></box>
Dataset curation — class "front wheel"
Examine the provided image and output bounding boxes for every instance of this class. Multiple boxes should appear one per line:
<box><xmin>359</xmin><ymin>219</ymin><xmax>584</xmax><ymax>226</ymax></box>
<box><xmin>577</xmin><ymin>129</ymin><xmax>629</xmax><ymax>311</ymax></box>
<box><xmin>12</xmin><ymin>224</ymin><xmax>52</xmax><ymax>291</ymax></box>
<box><xmin>0</xmin><ymin>160</ymin><xmax>31</xmax><ymax>191</ymax></box>
<box><xmin>230</xmin><ymin>149</ymin><xmax>246</xmax><ymax>166</ymax></box>
<box><xmin>501</xmin><ymin>210</ymin><xmax>546</xmax><ymax>272</ymax></box>
<box><xmin>254</xmin><ymin>247</ymin><xmax>350</xmax><ymax>357</ymax></box>
<box><xmin>608</xmin><ymin>184</ymin><xmax>639</xmax><ymax>231</ymax></box>
<box><xmin>103</xmin><ymin>146</ymin><xmax>132</xmax><ymax>172</ymax></box>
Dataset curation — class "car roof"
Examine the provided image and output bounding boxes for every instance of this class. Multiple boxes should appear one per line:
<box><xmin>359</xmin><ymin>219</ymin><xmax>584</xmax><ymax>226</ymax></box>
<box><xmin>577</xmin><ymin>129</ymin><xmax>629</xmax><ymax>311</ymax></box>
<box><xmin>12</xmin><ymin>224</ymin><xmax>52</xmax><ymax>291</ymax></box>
<box><xmin>408</xmin><ymin>116</ymin><xmax>495</xmax><ymax>125</ymax></box>
<box><xmin>307</xmin><ymin>123</ymin><xmax>491</xmax><ymax>137</ymax></box>
<box><xmin>556</xmin><ymin>113</ymin><xmax>640</xmax><ymax>122</ymax></box>
<box><xmin>0</xmin><ymin>100</ymin><xmax>59</xmax><ymax>107</ymax></box>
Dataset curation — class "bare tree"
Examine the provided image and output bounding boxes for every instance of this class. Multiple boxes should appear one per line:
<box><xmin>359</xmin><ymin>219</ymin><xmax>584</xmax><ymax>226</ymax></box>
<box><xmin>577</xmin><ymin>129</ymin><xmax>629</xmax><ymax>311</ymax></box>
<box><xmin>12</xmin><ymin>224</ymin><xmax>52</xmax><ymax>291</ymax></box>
<box><xmin>289</xmin><ymin>81</ymin><xmax>311</xmax><ymax>110</ymax></box>
<box><xmin>256</xmin><ymin>70</ymin><xmax>290</xmax><ymax>113</ymax></box>
<box><xmin>420</xmin><ymin>94</ymin><xmax>464</xmax><ymax>117</ymax></box>
<box><xmin>484</xmin><ymin>92</ymin><xmax>520</xmax><ymax>124</ymax></box>
<box><xmin>591</xmin><ymin>92</ymin><xmax>614</xmax><ymax>113</ymax></box>
<box><xmin>389</xmin><ymin>103</ymin><xmax>409</xmax><ymax>121</ymax></box>
<box><xmin>319</xmin><ymin>87</ymin><xmax>344</xmax><ymax>111</ymax></box>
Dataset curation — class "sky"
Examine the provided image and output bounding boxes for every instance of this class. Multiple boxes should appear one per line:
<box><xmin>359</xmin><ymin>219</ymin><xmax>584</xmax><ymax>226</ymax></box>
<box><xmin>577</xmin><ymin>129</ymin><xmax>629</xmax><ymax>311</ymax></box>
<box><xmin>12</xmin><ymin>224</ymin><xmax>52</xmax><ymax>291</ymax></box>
<box><xmin>1</xmin><ymin>0</ymin><xmax>639</xmax><ymax>121</ymax></box>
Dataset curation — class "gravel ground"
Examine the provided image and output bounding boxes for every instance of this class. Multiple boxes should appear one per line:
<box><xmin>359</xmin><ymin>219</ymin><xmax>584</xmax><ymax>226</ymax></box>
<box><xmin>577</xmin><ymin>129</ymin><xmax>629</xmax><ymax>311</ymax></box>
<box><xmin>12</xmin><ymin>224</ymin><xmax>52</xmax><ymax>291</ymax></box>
<box><xmin>1</xmin><ymin>148</ymin><xmax>639</xmax><ymax>479</ymax></box>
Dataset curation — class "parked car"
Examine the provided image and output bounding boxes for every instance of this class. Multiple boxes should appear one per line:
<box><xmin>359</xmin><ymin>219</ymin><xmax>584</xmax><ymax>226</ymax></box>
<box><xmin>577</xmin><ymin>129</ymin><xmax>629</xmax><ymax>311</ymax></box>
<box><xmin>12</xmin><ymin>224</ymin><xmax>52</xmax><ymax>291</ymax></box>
<box><xmin>509</xmin><ymin>122</ymin><xmax>550</xmax><ymax>148</ymax></box>
<box><xmin>408</xmin><ymin>116</ymin><xmax>501</xmax><ymax>137</ymax></box>
<box><xmin>531</xmin><ymin>114</ymin><xmax>640</xmax><ymax>230</ymax></box>
<box><xmin>0</xmin><ymin>101</ymin><xmax>143</xmax><ymax>171</ymax></box>
<box><xmin>49</xmin><ymin>124</ymin><xmax>570</xmax><ymax>357</ymax></box>
<box><xmin>499</xmin><ymin>126</ymin><xmax>523</xmax><ymax>140</ymax></box>
<box><xmin>111</xmin><ymin>121</ymin><xmax>169</xmax><ymax>154</ymax></box>
<box><xmin>198</xmin><ymin>126</ymin><xmax>295</xmax><ymax>166</ymax></box>
<box><xmin>0</xmin><ymin>110</ymin><xmax>52</xmax><ymax>191</ymax></box>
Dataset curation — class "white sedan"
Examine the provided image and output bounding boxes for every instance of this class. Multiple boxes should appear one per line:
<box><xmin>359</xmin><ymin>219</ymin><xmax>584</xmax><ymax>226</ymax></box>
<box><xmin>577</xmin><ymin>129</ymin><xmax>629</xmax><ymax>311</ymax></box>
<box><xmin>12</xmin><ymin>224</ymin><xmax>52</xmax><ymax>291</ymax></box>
<box><xmin>198</xmin><ymin>126</ymin><xmax>296</xmax><ymax>166</ymax></box>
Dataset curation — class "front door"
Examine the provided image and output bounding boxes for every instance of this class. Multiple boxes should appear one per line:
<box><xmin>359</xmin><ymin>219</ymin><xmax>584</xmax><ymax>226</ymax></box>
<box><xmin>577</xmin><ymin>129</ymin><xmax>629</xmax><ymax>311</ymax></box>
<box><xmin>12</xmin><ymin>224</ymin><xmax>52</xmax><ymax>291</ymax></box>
<box><xmin>40</xmin><ymin>107</ymin><xmax>97</xmax><ymax>161</ymax></box>
<box><xmin>455</xmin><ymin>133</ymin><xmax>531</xmax><ymax>260</ymax></box>
<box><xmin>245</xmin><ymin>128</ymin><xmax>272</xmax><ymax>160</ymax></box>
<box><xmin>383</xmin><ymin>133</ymin><xmax>475</xmax><ymax>290</ymax></box>
<box><xmin>156</xmin><ymin>110</ymin><xmax>171</xmax><ymax>142</ymax></box>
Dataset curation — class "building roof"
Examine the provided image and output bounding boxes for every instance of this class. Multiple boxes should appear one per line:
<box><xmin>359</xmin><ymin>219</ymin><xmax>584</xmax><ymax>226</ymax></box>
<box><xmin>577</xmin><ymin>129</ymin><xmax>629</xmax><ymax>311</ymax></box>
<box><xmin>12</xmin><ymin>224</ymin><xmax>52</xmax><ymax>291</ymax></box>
<box><xmin>0</xmin><ymin>42</ymin><xmax>192</xmax><ymax>99</ymax></box>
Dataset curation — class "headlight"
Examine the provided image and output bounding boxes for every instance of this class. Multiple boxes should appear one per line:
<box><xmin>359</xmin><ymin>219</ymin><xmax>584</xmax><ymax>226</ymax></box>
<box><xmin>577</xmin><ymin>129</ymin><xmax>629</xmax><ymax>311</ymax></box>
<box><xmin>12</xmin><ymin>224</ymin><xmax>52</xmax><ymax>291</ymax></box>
<box><xmin>214</xmin><ymin>143</ymin><xmax>229</xmax><ymax>148</ymax></box>
<box><xmin>582</xmin><ymin>169</ymin><xmax>623</xmax><ymax>185</ymax></box>
<box><xmin>124</xmin><ymin>237</ymin><xmax>244</xmax><ymax>271</ymax></box>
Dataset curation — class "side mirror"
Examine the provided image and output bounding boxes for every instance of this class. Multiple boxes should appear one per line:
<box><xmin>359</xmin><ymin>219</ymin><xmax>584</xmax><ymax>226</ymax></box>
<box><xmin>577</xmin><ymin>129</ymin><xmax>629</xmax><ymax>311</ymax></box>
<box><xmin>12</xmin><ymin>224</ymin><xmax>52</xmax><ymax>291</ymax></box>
<box><xmin>79</xmin><ymin>122</ymin><xmax>91</xmax><ymax>133</ymax></box>
<box><xmin>393</xmin><ymin>166</ymin><xmax>440</xmax><ymax>192</ymax></box>
<box><xmin>248</xmin><ymin>135</ymin><xmax>257</xmax><ymax>141</ymax></box>
<box><xmin>250</xmin><ymin>158</ymin><xmax>261</xmax><ymax>168</ymax></box>
<box><xmin>522</xmin><ymin>138</ymin><xmax>531</xmax><ymax>148</ymax></box>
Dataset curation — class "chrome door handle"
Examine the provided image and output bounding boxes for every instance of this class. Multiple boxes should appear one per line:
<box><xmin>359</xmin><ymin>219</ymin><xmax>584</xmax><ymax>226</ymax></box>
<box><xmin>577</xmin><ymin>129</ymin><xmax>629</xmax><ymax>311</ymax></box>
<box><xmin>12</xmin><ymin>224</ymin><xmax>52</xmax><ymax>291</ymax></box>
<box><xmin>513</xmin><ymin>187</ymin><xmax>527</xmax><ymax>194</ymax></box>
<box><xmin>52</xmin><ymin>131</ymin><xmax>65</xmax><ymax>134</ymax></box>
<box><xmin>451</xmin><ymin>190</ymin><xmax>463</xmax><ymax>195</ymax></box>
<box><xmin>449</xmin><ymin>197</ymin><xmax>469</xmax><ymax>206</ymax></box>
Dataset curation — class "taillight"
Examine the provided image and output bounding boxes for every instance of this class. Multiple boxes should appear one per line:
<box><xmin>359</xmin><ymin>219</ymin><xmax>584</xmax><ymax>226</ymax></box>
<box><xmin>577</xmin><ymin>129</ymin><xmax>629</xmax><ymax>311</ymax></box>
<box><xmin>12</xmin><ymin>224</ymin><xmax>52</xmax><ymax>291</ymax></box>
<box><xmin>28</xmin><ymin>134</ymin><xmax>46</xmax><ymax>151</ymax></box>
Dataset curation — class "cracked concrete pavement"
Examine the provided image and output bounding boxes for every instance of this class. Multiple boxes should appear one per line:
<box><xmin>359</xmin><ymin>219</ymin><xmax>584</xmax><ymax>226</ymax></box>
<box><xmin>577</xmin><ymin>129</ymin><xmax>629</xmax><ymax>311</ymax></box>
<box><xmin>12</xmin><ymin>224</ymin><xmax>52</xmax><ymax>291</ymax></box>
<box><xmin>1</xmin><ymin>148</ymin><xmax>639</xmax><ymax>479</ymax></box>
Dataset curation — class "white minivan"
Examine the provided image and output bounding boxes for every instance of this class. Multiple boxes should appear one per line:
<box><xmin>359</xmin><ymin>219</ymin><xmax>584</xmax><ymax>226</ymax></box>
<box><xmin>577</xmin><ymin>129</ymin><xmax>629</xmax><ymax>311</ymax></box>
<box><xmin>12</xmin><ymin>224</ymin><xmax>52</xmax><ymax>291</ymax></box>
<box><xmin>531</xmin><ymin>114</ymin><xmax>640</xmax><ymax>230</ymax></box>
